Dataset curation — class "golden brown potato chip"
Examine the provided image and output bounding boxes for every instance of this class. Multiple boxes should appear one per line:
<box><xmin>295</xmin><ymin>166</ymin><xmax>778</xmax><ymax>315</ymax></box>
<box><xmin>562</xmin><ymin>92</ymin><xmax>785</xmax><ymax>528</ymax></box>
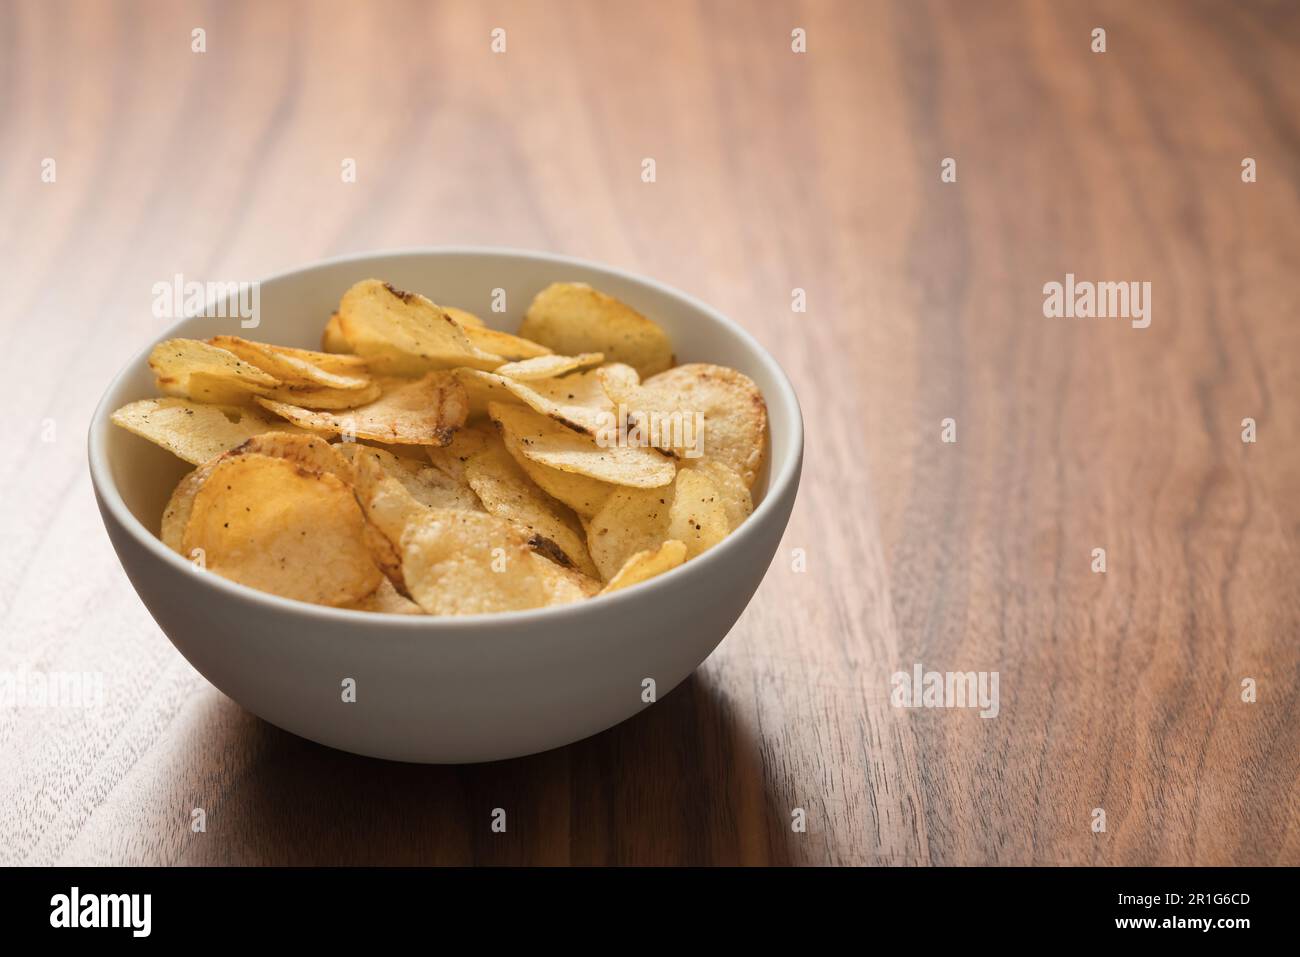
<box><xmin>343</xmin><ymin>444</ymin><xmax>484</xmax><ymax>597</ymax></box>
<box><xmin>354</xmin><ymin>440</ymin><xmax>429</xmax><ymax>463</ymax></box>
<box><xmin>664</xmin><ymin>467</ymin><xmax>733</xmax><ymax>560</ymax></box>
<box><xmin>322</xmin><ymin>312</ymin><xmax>350</xmax><ymax>353</ymax></box>
<box><xmin>683</xmin><ymin>460</ymin><xmax>753</xmax><ymax>530</ymax></box>
<box><xmin>260</xmin><ymin>380</ymin><xmax>382</xmax><ymax>410</ymax></box>
<box><xmin>520</xmin><ymin>282</ymin><xmax>673</xmax><ymax>378</ymax></box>
<box><xmin>464</xmin><ymin>445</ymin><xmax>599</xmax><ymax>578</ymax></box>
<box><xmin>600</xmin><ymin>540</ymin><xmax>687</xmax><ymax>594</ymax></box>
<box><xmin>461</xmin><ymin>324</ymin><xmax>551</xmax><ymax>361</ymax></box>
<box><xmin>149</xmin><ymin>338</ymin><xmax>280</xmax><ymax>404</ymax></box>
<box><xmin>256</xmin><ymin>371</ymin><xmax>468</xmax><ymax>445</ymax></box>
<box><xmin>585</xmin><ymin>465</ymin><xmax>744</xmax><ymax>577</ymax></box>
<box><xmin>443</xmin><ymin>306</ymin><xmax>485</xmax><ymax>328</ymax></box>
<box><xmin>341</xmin><ymin>444</ymin><xmax>482</xmax><ymax>513</ymax></box>
<box><xmin>392</xmin><ymin>463</ymin><xmax>482</xmax><ymax>512</ymax></box>
<box><xmin>288</xmin><ymin>346</ymin><xmax>369</xmax><ymax>379</ymax></box>
<box><xmin>604</xmin><ymin>363</ymin><xmax>768</xmax><ymax>487</ymax></box>
<box><xmin>494</xmin><ymin>352</ymin><xmax>604</xmax><ymax>380</ymax></box>
<box><xmin>324</xmin><ymin>318</ymin><xmax>395</xmax><ymax>371</ymax></box>
<box><xmin>521</xmin><ymin>362</ymin><xmax>639</xmax><ymax>435</ymax></box>
<box><xmin>232</xmin><ymin>431</ymin><xmax>353</xmax><ymax>478</ymax></box>
<box><xmin>360</xmin><ymin>512</ymin><xmax>405</xmax><ymax>589</ymax></box>
<box><xmin>160</xmin><ymin>433</ymin><xmax>351</xmax><ymax>554</ymax></box>
<box><xmin>161</xmin><ymin>461</ymin><xmax>218</xmax><ymax>554</ymax></box>
<box><xmin>182</xmin><ymin>373</ymin><xmax>269</xmax><ymax>405</ymax></box>
<box><xmin>400</xmin><ymin>510</ymin><xmax>598</xmax><ymax>615</ymax></box>
<box><xmin>585</xmin><ymin>485</ymin><xmax>674</xmax><ymax>580</ymax></box>
<box><xmin>496</xmin><ymin>421</ymin><xmax>615</xmax><ymax>519</ymax></box>
<box><xmin>424</xmin><ymin>422</ymin><xmax>499</xmax><ymax>483</ymax></box>
<box><xmin>347</xmin><ymin>447</ymin><xmax>436</xmax><ymax>547</ymax></box>
<box><xmin>488</xmin><ymin>402</ymin><xmax>674</xmax><ymax>488</ymax></box>
<box><xmin>337</xmin><ymin>279</ymin><xmax>503</xmax><ymax>374</ymax></box>
<box><xmin>182</xmin><ymin>454</ymin><xmax>381</xmax><ymax>605</ymax></box>
<box><xmin>455</xmin><ymin>369</ymin><xmax>524</xmax><ymax>419</ymax></box>
<box><xmin>204</xmin><ymin>336</ymin><xmax>376</xmax><ymax>411</ymax></box>
<box><xmin>354</xmin><ymin>472</ymin><xmax>421</xmax><ymax>544</ymax></box>
<box><xmin>461</xmin><ymin>364</ymin><xmax>638</xmax><ymax>436</ymax></box>
<box><xmin>343</xmin><ymin>577</ymin><xmax>423</xmax><ymax>614</ymax></box>
<box><xmin>208</xmin><ymin>336</ymin><xmax>370</xmax><ymax>390</ymax></box>
<box><xmin>112</xmin><ymin>398</ymin><xmax>303</xmax><ymax>466</ymax></box>
<box><xmin>138</xmin><ymin>276</ymin><xmax>768</xmax><ymax>617</ymax></box>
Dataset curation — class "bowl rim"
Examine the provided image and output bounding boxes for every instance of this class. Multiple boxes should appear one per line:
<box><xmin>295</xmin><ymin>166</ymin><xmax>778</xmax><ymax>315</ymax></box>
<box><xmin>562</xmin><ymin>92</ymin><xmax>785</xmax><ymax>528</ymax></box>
<box><xmin>87</xmin><ymin>245</ymin><xmax>805</xmax><ymax>628</ymax></box>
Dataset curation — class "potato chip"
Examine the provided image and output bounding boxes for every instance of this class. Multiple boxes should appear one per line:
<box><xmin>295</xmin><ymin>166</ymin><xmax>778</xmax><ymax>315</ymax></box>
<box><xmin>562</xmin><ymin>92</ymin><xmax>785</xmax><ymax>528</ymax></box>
<box><xmin>160</xmin><ymin>433</ymin><xmax>351</xmax><ymax>554</ymax></box>
<box><xmin>488</xmin><ymin>402</ymin><xmax>674</xmax><ymax>488</ymax></box>
<box><xmin>161</xmin><ymin>461</ymin><xmax>218</xmax><ymax>554</ymax></box>
<box><xmin>337</xmin><ymin>279</ymin><xmax>503</xmax><ymax>374</ymax></box>
<box><xmin>520</xmin><ymin>282</ymin><xmax>673</xmax><ymax>378</ymax></box>
<box><xmin>260</xmin><ymin>380</ymin><xmax>382</xmax><ymax>410</ymax></box>
<box><xmin>461</xmin><ymin>364</ymin><xmax>638</xmax><ymax>436</ymax></box>
<box><xmin>424</xmin><ymin>422</ymin><xmax>499</xmax><ymax>483</ymax></box>
<box><xmin>455</xmin><ymin>368</ymin><xmax>524</xmax><ymax>419</ymax></box>
<box><xmin>133</xmin><ymin>275</ymin><xmax>770</xmax><ymax>617</ymax></box>
<box><xmin>232</xmin><ymin>431</ymin><xmax>352</xmax><ymax>477</ymax></box>
<box><xmin>443</xmin><ymin>306</ymin><xmax>485</xmax><ymax>328</ymax></box>
<box><xmin>340</xmin><ymin>443</ymin><xmax>482</xmax><ymax>513</ymax></box>
<box><xmin>256</xmin><ymin>371</ymin><xmax>468</xmax><ymax>445</ymax></box>
<box><xmin>481</xmin><ymin>405</ymin><xmax>622</xmax><ymax>522</ymax></box>
<box><xmin>664</xmin><ymin>467</ymin><xmax>733</xmax><ymax>560</ymax></box>
<box><xmin>183</xmin><ymin>453</ymin><xmax>382</xmax><ymax>605</ymax></box>
<box><xmin>496</xmin><ymin>422</ymin><xmax>615</xmax><ymax>519</ymax></box>
<box><xmin>208</xmin><ymin>336</ymin><xmax>370</xmax><ymax>390</ymax></box>
<box><xmin>285</xmin><ymin>346</ymin><xmax>369</xmax><ymax>379</ymax></box>
<box><xmin>343</xmin><ymin>578</ymin><xmax>423</xmax><ymax>615</ymax></box>
<box><xmin>322</xmin><ymin>312</ymin><xmax>350</xmax><ymax>353</ymax></box>
<box><xmin>391</xmin><ymin>462</ymin><xmax>482</xmax><ymax>512</ymax></box>
<box><xmin>510</xmin><ymin>362</ymin><xmax>638</xmax><ymax>436</ymax></box>
<box><xmin>585</xmin><ymin>485</ymin><xmax>673</xmax><ymax>580</ymax></box>
<box><xmin>400</xmin><ymin>510</ymin><xmax>598</xmax><ymax>615</ymax></box>
<box><xmin>494</xmin><ymin>352</ymin><xmax>604</xmax><ymax>381</ymax></box>
<box><xmin>346</xmin><ymin>446</ymin><xmax>436</xmax><ymax>547</ymax></box>
<box><xmin>355</xmin><ymin>439</ymin><xmax>428</xmax><ymax>463</ymax></box>
<box><xmin>464</xmin><ymin>445</ymin><xmax>599</xmax><ymax>578</ymax></box>
<box><xmin>683</xmin><ymin>460</ymin><xmax>753</xmax><ymax>529</ymax></box>
<box><xmin>604</xmin><ymin>363</ymin><xmax>768</xmax><ymax>487</ymax></box>
<box><xmin>585</xmin><ymin>465</ymin><xmax>744</xmax><ymax>577</ymax></box>
<box><xmin>600</xmin><ymin>539</ymin><xmax>687</xmax><ymax>594</ymax></box>
<box><xmin>343</xmin><ymin>443</ymin><xmax>485</xmax><ymax>597</ymax></box>
<box><xmin>149</xmin><ymin>338</ymin><xmax>280</xmax><ymax>403</ymax></box>
<box><xmin>461</xmin><ymin>324</ymin><xmax>551</xmax><ymax>361</ymax></box>
<box><xmin>112</xmin><ymin>398</ymin><xmax>304</xmax><ymax>466</ymax></box>
<box><xmin>330</xmin><ymin>323</ymin><xmax>415</xmax><ymax>375</ymax></box>
<box><xmin>543</xmin><ymin>564</ymin><xmax>602</xmax><ymax>604</ymax></box>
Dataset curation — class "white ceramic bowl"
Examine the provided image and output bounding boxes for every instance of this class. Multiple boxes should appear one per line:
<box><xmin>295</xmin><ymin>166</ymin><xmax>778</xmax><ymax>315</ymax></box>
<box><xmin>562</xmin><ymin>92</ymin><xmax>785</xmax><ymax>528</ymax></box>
<box><xmin>88</xmin><ymin>248</ymin><xmax>803</xmax><ymax>763</ymax></box>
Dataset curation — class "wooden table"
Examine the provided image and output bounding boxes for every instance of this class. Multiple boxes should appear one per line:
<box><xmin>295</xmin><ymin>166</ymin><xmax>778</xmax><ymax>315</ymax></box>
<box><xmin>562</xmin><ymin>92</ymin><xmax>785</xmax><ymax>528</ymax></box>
<box><xmin>2</xmin><ymin>0</ymin><xmax>1296</xmax><ymax>866</ymax></box>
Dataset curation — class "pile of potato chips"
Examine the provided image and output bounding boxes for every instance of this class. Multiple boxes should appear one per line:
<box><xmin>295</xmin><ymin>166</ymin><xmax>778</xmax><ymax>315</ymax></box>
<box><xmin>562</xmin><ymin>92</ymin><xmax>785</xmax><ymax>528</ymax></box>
<box><xmin>112</xmin><ymin>280</ymin><xmax>768</xmax><ymax>615</ymax></box>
